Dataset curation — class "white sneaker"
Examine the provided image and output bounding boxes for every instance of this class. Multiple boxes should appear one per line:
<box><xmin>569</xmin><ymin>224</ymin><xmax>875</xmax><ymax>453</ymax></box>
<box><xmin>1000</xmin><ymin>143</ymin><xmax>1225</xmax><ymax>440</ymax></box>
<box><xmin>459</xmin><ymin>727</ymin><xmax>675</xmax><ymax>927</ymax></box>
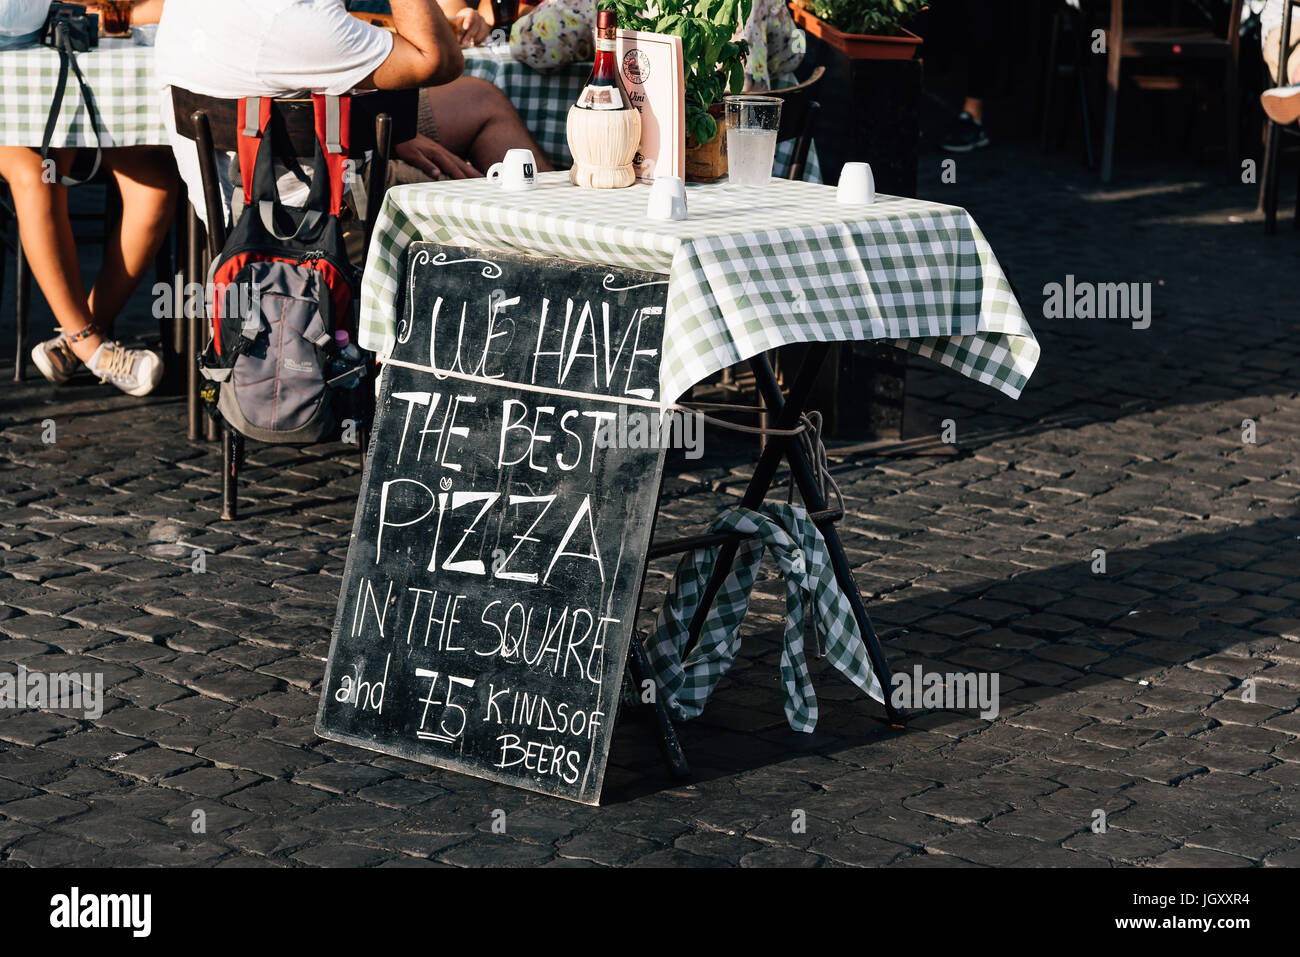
<box><xmin>87</xmin><ymin>341</ymin><xmax>163</xmax><ymax>397</ymax></box>
<box><xmin>30</xmin><ymin>332</ymin><xmax>81</xmax><ymax>385</ymax></box>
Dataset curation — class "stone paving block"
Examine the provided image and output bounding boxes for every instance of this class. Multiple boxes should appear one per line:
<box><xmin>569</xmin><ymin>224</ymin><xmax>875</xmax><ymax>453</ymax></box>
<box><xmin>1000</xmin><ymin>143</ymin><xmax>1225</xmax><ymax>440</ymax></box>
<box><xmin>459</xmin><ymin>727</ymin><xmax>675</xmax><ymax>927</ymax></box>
<box><xmin>1061</xmin><ymin>829</ymin><xmax>1176</xmax><ymax>862</ymax></box>
<box><xmin>439</xmin><ymin>837</ymin><xmax>555</xmax><ymax>867</ymax></box>
<box><xmin>109</xmin><ymin>746</ymin><xmax>206</xmax><ymax>783</ymax></box>
<box><xmin>197</xmin><ymin>739</ymin><xmax>326</xmax><ymax>778</ymax></box>
<box><xmin>0</xmin><ymin>711</ymin><xmax>81</xmax><ymax>747</ymax></box>
<box><xmin>555</xmin><ymin>828</ymin><xmax>660</xmax><ymax>865</ymax></box>
<box><xmin>293</xmin><ymin>763</ymin><xmax>395</xmax><ymax>795</ymax></box>
<box><xmin>1</xmin><ymin>793</ymin><xmax>90</xmax><ymax>824</ymax></box>
<box><xmin>1149</xmin><ymin>846</ymin><xmax>1254</xmax><ymax>867</ymax></box>
<box><xmin>903</xmin><ymin>788</ymin><xmax>1011</xmax><ymax>825</ymax></box>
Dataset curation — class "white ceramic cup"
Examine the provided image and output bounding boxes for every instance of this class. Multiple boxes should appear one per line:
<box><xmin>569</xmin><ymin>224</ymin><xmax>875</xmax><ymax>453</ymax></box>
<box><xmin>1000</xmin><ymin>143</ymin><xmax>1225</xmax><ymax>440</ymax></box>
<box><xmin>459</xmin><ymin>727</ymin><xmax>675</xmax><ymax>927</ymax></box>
<box><xmin>646</xmin><ymin>176</ymin><xmax>688</xmax><ymax>221</ymax></box>
<box><xmin>487</xmin><ymin>149</ymin><xmax>537</xmax><ymax>191</ymax></box>
<box><xmin>837</xmin><ymin>162</ymin><xmax>876</xmax><ymax>205</ymax></box>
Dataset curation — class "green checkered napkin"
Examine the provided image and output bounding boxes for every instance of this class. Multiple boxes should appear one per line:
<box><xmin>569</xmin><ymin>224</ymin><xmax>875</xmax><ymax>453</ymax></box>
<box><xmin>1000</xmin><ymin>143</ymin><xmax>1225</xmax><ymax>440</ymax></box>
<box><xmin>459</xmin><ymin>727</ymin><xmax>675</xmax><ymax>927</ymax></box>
<box><xmin>645</xmin><ymin>502</ymin><xmax>884</xmax><ymax>733</ymax></box>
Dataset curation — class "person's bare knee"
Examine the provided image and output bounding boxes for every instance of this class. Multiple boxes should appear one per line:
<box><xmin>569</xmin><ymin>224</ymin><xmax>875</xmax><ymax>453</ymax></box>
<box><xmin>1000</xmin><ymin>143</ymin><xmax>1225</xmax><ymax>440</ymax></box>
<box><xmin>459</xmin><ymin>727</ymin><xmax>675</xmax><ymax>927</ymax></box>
<box><xmin>104</xmin><ymin>147</ymin><xmax>179</xmax><ymax>196</ymax></box>
<box><xmin>0</xmin><ymin>147</ymin><xmax>53</xmax><ymax>193</ymax></box>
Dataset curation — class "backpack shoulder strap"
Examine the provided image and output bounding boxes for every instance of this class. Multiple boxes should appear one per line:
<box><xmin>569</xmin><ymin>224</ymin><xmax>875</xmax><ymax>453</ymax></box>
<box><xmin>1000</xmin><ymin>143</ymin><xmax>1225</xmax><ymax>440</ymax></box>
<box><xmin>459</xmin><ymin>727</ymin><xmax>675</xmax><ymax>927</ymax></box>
<box><xmin>236</xmin><ymin>96</ymin><xmax>272</xmax><ymax>204</ymax></box>
<box><xmin>312</xmin><ymin>94</ymin><xmax>351</xmax><ymax>217</ymax></box>
<box><xmin>236</xmin><ymin>95</ymin><xmax>349</xmax><ymax>217</ymax></box>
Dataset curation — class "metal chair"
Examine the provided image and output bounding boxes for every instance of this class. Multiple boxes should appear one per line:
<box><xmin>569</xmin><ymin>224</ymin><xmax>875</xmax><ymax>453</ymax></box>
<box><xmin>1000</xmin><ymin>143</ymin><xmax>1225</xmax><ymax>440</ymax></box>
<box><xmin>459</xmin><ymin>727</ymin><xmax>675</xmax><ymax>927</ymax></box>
<box><xmin>1258</xmin><ymin>0</ymin><xmax>1300</xmax><ymax>233</ymax></box>
<box><xmin>1099</xmin><ymin>0</ymin><xmax>1244</xmax><ymax>182</ymax></box>
<box><xmin>170</xmin><ymin>87</ymin><xmax>415</xmax><ymax>519</ymax></box>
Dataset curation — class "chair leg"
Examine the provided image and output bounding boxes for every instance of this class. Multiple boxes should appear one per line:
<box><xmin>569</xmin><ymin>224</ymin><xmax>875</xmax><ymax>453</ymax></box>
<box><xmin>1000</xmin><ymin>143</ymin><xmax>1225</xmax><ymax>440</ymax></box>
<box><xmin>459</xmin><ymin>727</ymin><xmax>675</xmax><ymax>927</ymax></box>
<box><xmin>187</xmin><ymin>205</ymin><xmax>204</xmax><ymax>439</ymax></box>
<box><xmin>0</xmin><ymin>199</ymin><xmax>9</xmax><ymax>338</ymax></box>
<box><xmin>358</xmin><ymin>359</ymin><xmax>377</xmax><ymax>468</ymax></box>
<box><xmin>1041</xmin><ymin>8</ymin><xmax>1062</xmax><ymax>152</ymax></box>
<box><xmin>1293</xmin><ymin>148</ymin><xmax>1300</xmax><ymax>229</ymax></box>
<box><xmin>1225</xmin><ymin>59</ymin><xmax>1240</xmax><ymax>180</ymax></box>
<box><xmin>364</xmin><ymin>114</ymin><xmax>394</xmax><ymax>256</ymax></box>
<box><xmin>1262</xmin><ymin>121</ymin><xmax>1282</xmax><ymax>234</ymax></box>
<box><xmin>221</xmin><ymin>422</ymin><xmax>240</xmax><ymax>521</ymax></box>
<box><xmin>14</xmin><ymin>244</ymin><xmax>31</xmax><ymax>382</ymax></box>
<box><xmin>1078</xmin><ymin>50</ymin><xmax>1096</xmax><ymax>169</ymax></box>
<box><xmin>1100</xmin><ymin>0</ymin><xmax>1123</xmax><ymax>182</ymax></box>
<box><xmin>172</xmin><ymin>183</ymin><xmax>188</xmax><ymax>358</ymax></box>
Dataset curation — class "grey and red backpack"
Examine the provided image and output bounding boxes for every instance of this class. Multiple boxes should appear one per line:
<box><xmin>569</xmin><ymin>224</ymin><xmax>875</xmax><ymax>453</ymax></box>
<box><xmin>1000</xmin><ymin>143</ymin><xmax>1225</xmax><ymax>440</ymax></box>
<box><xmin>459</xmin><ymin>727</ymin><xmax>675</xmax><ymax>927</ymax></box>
<box><xmin>200</xmin><ymin>94</ymin><xmax>365</xmax><ymax>444</ymax></box>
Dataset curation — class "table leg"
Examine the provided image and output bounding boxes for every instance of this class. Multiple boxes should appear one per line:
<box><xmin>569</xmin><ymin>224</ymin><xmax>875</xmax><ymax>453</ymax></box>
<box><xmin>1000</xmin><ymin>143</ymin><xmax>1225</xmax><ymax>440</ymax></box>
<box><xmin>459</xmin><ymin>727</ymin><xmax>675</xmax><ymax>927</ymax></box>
<box><xmin>626</xmin><ymin>635</ymin><xmax>690</xmax><ymax>779</ymax></box>
<box><xmin>683</xmin><ymin>344</ymin><xmax>900</xmax><ymax>724</ymax></box>
<box><xmin>683</xmin><ymin>344</ymin><xmax>830</xmax><ymax>657</ymax></box>
<box><xmin>632</xmin><ymin>477</ymin><xmax>691</xmax><ymax>780</ymax></box>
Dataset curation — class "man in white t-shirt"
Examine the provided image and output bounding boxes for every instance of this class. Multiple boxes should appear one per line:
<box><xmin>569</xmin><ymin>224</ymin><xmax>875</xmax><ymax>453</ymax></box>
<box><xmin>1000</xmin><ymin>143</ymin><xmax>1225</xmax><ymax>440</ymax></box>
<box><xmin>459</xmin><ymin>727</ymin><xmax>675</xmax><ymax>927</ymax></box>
<box><xmin>155</xmin><ymin>0</ymin><xmax>464</xmax><ymax>225</ymax></box>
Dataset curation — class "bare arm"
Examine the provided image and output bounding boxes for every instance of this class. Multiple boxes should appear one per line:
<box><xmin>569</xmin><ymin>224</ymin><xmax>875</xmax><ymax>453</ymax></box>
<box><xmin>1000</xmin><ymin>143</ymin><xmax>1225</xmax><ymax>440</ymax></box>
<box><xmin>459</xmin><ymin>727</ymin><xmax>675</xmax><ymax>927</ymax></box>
<box><xmin>131</xmin><ymin>0</ymin><xmax>166</xmax><ymax>24</ymax></box>
<box><xmin>362</xmin><ymin>0</ymin><xmax>464</xmax><ymax>89</ymax></box>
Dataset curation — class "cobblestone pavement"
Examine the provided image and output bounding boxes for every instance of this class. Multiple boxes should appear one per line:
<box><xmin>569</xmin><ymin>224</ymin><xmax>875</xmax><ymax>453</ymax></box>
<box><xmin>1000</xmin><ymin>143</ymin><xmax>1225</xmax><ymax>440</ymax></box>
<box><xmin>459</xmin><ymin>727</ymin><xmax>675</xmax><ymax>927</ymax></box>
<box><xmin>0</xmin><ymin>142</ymin><xmax>1297</xmax><ymax>868</ymax></box>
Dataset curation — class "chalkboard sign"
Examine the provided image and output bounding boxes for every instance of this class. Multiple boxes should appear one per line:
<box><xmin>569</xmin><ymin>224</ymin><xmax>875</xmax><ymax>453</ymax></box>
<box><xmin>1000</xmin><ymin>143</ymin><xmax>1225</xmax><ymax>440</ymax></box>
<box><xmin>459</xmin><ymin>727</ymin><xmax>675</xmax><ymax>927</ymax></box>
<box><xmin>316</xmin><ymin>243</ymin><xmax>670</xmax><ymax>804</ymax></box>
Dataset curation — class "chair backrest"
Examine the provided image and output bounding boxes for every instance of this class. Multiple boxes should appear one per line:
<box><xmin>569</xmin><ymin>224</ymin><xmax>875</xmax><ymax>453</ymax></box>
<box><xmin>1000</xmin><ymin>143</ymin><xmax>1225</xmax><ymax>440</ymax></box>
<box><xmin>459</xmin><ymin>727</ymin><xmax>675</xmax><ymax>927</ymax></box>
<box><xmin>170</xmin><ymin>88</ymin><xmax>417</xmax><ymax>156</ymax></box>
<box><xmin>171</xmin><ymin>87</ymin><xmax>416</xmax><ymax>258</ymax></box>
<box><xmin>764</xmin><ymin>66</ymin><xmax>825</xmax><ymax>144</ymax></box>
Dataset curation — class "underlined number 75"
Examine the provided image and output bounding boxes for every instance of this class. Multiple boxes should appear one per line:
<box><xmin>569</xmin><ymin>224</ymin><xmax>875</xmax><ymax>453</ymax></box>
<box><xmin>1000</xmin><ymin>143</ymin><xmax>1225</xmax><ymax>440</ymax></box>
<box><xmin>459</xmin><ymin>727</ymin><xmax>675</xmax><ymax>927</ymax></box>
<box><xmin>415</xmin><ymin>669</ymin><xmax>476</xmax><ymax>744</ymax></box>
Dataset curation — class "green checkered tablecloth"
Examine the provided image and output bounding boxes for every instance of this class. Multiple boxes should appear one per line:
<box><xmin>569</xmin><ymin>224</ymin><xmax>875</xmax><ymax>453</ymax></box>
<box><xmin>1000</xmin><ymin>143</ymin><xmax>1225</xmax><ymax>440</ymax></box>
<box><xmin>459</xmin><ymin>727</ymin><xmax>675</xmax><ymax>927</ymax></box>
<box><xmin>358</xmin><ymin>171</ymin><xmax>1039</xmax><ymax>405</ymax></box>
<box><xmin>461</xmin><ymin>44</ymin><xmax>819</xmax><ymax>181</ymax></box>
<box><xmin>0</xmin><ymin>38</ymin><xmax>166</xmax><ymax>148</ymax></box>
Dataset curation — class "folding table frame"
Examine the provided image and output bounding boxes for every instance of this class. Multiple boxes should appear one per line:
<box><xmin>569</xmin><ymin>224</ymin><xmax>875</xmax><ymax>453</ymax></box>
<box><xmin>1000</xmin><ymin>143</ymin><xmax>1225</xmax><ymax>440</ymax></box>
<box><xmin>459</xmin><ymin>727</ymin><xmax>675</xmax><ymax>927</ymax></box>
<box><xmin>626</xmin><ymin>342</ymin><xmax>903</xmax><ymax>779</ymax></box>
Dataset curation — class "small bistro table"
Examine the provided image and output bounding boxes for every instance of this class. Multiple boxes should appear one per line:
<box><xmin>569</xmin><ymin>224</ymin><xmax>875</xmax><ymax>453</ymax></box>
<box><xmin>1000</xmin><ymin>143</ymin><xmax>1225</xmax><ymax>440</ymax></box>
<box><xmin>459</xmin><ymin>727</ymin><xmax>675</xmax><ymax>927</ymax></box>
<box><xmin>460</xmin><ymin>44</ymin><xmax>821</xmax><ymax>181</ymax></box>
<box><xmin>360</xmin><ymin>173</ymin><xmax>1038</xmax><ymax>407</ymax></box>
<box><xmin>356</xmin><ymin>172</ymin><xmax>1040</xmax><ymax>762</ymax></box>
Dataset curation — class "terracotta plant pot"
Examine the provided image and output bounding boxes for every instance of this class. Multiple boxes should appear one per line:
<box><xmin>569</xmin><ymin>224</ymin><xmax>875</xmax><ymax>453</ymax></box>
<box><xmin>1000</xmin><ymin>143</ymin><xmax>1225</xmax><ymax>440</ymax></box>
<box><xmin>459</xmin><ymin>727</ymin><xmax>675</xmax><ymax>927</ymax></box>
<box><xmin>685</xmin><ymin>103</ymin><xmax>727</xmax><ymax>183</ymax></box>
<box><xmin>788</xmin><ymin>3</ymin><xmax>922</xmax><ymax>60</ymax></box>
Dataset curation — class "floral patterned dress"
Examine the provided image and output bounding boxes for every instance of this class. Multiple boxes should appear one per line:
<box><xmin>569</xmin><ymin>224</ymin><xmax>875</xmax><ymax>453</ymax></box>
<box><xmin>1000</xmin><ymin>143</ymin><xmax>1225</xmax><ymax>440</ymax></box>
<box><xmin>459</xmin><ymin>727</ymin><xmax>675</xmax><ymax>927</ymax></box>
<box><xmin>510</xmin><ymin>0</ymin><xmax>804</xmax><ymax>89</ymax></box>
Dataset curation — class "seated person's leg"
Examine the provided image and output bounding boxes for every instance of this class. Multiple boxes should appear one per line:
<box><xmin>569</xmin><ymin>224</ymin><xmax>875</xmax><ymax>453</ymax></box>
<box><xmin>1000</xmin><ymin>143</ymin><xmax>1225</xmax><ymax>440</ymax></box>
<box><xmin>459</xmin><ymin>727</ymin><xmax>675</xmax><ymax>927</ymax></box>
<box><xmin>395</xmin><ymin>76</ymin><xmax>555</xmax><ymax>180</ymax></box>
<box><xmin>91</xmin><ymin>147</ymin><xmax>178</xmax><ymax>333</ymax></box>
<box><xmin>0</xmin><ymin>147</ymin><xmax>95</xmax><ymax>365</ymax></box>
<box><xmin>0</xmin><ymin>146</ymin><xmax>163</xmax><ymax>396</ymax></box>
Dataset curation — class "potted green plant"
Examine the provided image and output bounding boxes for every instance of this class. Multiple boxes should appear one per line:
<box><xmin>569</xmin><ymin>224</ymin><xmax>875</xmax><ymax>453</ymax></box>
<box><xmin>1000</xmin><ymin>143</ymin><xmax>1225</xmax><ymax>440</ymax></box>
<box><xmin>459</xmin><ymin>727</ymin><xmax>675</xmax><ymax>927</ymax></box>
<box><xmin>603</xmin><ymin>0</ymin><xmax>752</xmax><ymax>181</ymax></box>
<box><xmin>788</xmin><ymin>0</ymin><xmax>924</xmax><ymax>59</ymax></box>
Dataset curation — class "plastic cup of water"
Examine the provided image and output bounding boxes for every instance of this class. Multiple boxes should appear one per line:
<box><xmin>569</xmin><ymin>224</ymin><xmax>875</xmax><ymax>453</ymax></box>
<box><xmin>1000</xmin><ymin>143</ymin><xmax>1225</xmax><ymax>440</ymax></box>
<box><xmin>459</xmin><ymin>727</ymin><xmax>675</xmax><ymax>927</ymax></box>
<box><xmin>725</xmin><ymin>95</ymin><xmax>782</xmax><ymax>186</ymax></box>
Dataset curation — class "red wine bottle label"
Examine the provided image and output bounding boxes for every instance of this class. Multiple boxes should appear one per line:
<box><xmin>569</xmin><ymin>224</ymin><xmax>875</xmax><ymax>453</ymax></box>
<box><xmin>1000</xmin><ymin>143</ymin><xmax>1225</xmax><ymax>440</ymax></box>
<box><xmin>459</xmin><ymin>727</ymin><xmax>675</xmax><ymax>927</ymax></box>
<box><xmin>577</xmin><ymin>83</ymin><xmax>625</xmax><ymax>110</ymax></box>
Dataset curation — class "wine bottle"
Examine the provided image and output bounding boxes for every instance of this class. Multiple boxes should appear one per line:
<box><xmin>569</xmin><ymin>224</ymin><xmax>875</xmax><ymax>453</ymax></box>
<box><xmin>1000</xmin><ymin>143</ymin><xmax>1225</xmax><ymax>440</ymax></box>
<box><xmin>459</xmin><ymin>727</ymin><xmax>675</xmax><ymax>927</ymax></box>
<box><xmin>576</xmin><ymin>10</ymin><xmax>632</xmax><ymax>112</ymax></box>
<box><xmin>566</xmin><ymin>8</ymin><xmax>641</xmax><ymax>187</ymax></box>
